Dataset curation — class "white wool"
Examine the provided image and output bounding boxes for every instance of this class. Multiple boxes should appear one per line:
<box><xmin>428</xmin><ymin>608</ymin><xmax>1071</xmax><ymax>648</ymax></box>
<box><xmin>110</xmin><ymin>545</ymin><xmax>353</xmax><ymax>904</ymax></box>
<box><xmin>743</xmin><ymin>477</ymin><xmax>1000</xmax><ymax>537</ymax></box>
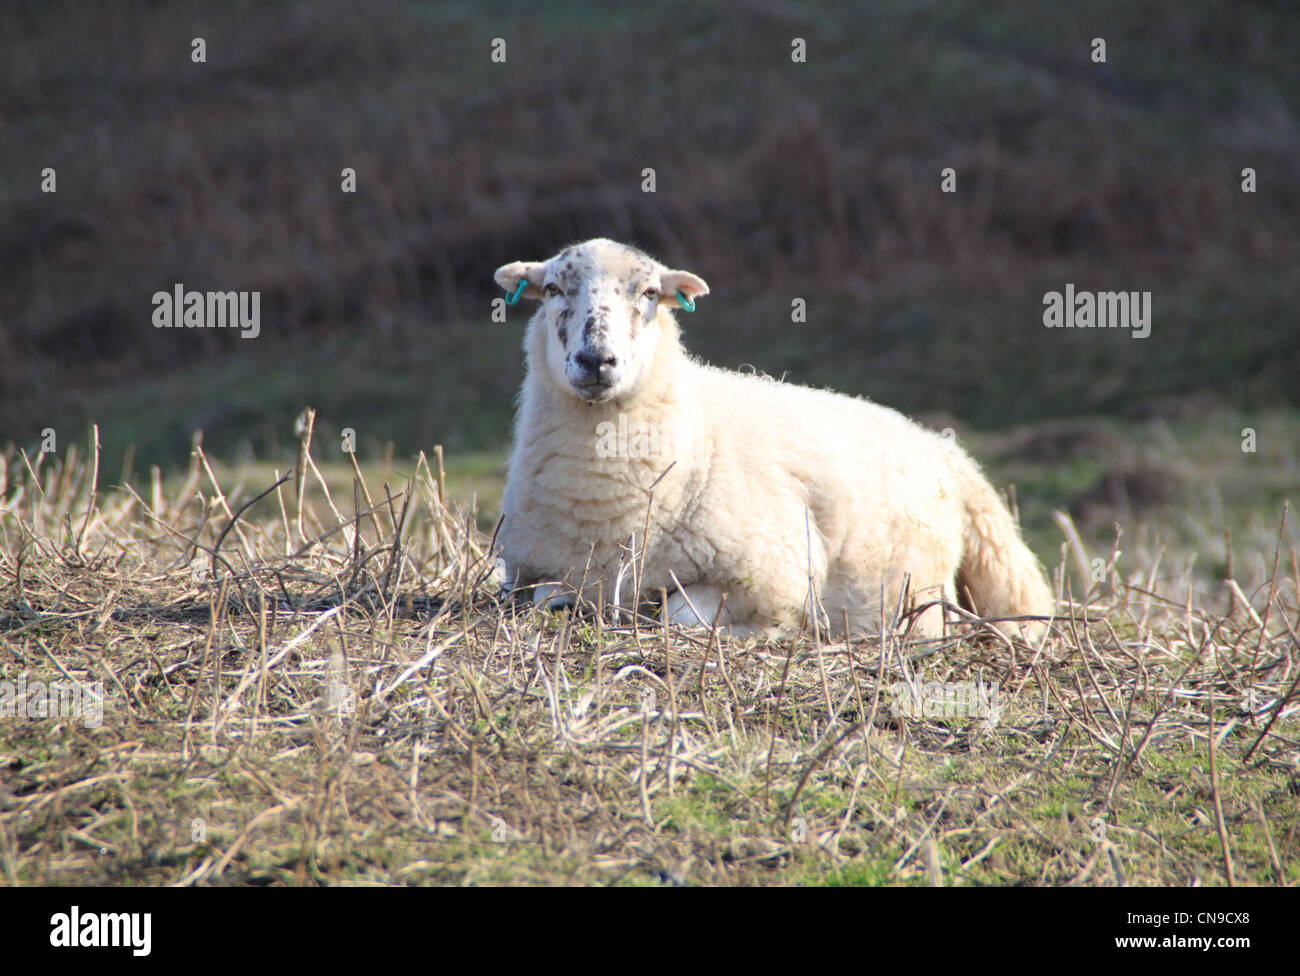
<box><xmin>493</xmin><ymin>239</ymin><xmax>1054</xmax><ymax>640</ymax></box>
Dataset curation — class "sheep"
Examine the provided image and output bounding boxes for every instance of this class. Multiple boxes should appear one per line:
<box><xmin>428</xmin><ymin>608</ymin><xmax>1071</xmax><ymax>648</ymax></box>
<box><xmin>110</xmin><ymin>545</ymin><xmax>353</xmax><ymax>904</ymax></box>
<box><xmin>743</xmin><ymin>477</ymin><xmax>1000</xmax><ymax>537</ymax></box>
<box><xmin>493</xmin><ymin>238</ymin><xmax>1054</xmax><ymax>641</ymax></box>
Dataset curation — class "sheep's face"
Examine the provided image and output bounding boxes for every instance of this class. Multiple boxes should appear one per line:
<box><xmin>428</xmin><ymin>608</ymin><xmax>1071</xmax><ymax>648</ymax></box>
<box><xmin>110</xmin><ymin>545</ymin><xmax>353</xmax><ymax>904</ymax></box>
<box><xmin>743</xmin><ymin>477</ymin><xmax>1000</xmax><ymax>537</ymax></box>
<box><xmin>495</xmin><ymin>239</ymin><xmax>708</xmax><ymax>403</ymax></box>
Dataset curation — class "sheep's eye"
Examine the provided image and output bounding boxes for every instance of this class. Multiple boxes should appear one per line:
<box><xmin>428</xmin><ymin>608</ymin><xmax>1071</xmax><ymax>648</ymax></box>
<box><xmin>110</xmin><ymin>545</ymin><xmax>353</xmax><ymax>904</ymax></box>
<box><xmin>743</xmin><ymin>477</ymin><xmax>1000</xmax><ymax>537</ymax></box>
<box><xmin>544</xmin><ymin>283</ymin><xmax>562</xmax><ymax>297</ymax></box>
<box><xmin>643</xmin><ymin>288</ymin><xmax>659</xmax><ymax>300</ymax></box>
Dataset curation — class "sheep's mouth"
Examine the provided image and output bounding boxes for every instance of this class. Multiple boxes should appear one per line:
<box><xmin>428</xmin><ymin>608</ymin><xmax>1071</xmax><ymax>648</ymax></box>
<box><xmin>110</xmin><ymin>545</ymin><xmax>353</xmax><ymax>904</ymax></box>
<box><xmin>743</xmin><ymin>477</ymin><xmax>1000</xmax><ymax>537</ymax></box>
<box><xmin>572</xmin><ymin>380</ymin><xmax>615</xmax><ymax>401</ymax></box>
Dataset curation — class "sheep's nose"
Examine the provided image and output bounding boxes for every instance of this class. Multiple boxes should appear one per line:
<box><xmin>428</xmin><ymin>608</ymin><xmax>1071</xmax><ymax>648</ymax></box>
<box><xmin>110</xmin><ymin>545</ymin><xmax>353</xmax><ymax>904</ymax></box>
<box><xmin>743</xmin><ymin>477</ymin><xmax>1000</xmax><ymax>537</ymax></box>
<box><xmin>575</xmin><ymin>348</ymin><xmax>617</xmax><ymax>377</ymax></box>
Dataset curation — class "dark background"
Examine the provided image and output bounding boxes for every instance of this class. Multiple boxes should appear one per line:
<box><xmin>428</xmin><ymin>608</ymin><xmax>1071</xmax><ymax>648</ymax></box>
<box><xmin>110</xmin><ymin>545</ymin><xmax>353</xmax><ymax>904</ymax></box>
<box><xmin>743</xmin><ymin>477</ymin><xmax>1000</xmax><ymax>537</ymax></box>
<box><xmin>2</xmin><ymin>0</ymin><xmax>1297</xmax><ymax>478</ymax></box>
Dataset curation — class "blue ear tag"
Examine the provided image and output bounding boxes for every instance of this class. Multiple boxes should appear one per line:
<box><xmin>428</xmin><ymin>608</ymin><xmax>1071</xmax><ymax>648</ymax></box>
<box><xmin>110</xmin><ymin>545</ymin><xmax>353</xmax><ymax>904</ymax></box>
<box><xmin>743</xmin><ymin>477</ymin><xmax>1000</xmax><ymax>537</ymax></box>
<box><xmin>676</xmin><ymin>290</ymin><xmax>696</xmax><ymax>312</ymax></box>
<box><xmin>506</xmin><ymin>279</ymin><xmax>529</xmax><ymax>306</ymax></box>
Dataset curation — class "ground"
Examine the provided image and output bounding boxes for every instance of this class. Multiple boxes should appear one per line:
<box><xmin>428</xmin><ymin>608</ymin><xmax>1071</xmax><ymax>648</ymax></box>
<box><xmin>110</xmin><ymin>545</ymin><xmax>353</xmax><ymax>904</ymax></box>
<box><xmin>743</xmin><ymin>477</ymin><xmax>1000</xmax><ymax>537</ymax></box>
<box><xmin>1</xmin><ymin>415</ymin><xmax>1296</xmax><ymax>886</ymax></box>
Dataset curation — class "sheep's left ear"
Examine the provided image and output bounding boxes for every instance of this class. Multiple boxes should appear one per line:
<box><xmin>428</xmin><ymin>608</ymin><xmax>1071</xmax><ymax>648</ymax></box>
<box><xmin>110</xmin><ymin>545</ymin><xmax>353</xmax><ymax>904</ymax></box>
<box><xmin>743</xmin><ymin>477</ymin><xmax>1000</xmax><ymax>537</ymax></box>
<box><xmin>494</xmin><ymin>261</ymin><xmax>548</xmax><ymax>300</ymax></box>
<box><xmin>660</xmin><ymin>270</ymin><xmax>709</xmax><ymax>304</ymax></box>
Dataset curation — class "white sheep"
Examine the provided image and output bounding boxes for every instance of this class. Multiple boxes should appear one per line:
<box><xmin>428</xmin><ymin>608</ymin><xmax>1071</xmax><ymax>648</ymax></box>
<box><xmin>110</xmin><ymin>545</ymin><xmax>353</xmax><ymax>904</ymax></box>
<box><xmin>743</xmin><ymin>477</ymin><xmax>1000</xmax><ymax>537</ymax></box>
<box><xmin>493</xmin><ymin>238</ymin><xmax>1054</xmax><ymax>640</ymax></box>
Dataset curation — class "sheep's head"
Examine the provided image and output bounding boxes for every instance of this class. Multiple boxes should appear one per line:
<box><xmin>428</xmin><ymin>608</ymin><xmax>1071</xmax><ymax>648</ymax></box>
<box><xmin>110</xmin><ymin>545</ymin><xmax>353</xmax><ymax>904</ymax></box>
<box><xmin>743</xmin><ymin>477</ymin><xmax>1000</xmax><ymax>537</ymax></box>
<box><xmin>495</xmin><ymin>238</ymin><xmax>708</xmax><ymax>403</ymax></box>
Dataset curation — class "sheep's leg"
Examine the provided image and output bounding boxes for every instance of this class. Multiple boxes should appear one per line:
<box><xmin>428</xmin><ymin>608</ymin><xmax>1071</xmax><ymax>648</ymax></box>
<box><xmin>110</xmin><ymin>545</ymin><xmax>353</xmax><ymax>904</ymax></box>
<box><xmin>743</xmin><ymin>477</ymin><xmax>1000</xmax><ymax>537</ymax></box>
<box><xmin>663</xmin><ymin>585</ymin><xmax>729</xmax><ymax>629</ymax></box>
<box><xmin>903</xmin><ymin>581</ymin><xmax>954</xmax><ymax>640</ymax></box>
<box><xmin>531</xmin><ymin>582</ymin><xmax>576</xmax><ymax>610</ymax></box>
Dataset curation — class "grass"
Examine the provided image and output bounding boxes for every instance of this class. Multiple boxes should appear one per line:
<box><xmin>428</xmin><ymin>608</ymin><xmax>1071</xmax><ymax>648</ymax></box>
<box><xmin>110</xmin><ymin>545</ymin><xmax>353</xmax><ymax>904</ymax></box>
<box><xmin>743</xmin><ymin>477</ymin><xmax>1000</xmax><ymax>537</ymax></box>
<box><xmin>12</xmin><ymin>256</ymin><xmax>1297</xmax><ymax>491</ymax></box>
<box><xmin>1</xmin><ymin>422</ymin><xmax>1296</xmax><ymax>886</ymax></box>
<box><xmin>2</xmin><ymin>0</ymin><xmax>1298</xmax><ymax>476</ymax></box>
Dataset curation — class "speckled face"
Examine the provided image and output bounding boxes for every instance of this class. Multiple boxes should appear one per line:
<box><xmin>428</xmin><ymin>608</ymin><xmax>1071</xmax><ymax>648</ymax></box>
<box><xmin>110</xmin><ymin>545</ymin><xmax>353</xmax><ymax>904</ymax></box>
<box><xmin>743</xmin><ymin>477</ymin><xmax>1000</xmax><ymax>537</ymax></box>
<box><xmin>537</xmin><ymin>239</ymin><xmax>667</xmax><ymax>403</ymax></box>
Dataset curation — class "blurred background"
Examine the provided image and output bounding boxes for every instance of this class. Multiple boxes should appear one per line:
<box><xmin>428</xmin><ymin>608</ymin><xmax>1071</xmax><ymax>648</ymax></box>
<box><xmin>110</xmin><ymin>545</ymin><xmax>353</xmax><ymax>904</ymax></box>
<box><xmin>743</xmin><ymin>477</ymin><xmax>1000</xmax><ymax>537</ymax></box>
<box><xmin>2</xmin><ymin>0</ymin><xmax>1297</xmax><ymax>576</ymax></box>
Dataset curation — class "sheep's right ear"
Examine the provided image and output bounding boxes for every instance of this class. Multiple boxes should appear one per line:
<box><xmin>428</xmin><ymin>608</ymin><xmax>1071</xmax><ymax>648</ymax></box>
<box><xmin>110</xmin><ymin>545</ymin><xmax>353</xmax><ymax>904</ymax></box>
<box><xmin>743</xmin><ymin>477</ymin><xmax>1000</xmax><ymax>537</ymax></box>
<box><xmin>660</xmin><ymin>269</ymin><xmax>709</xmax><ymax>305</ymax></box>
<box><xmin>494</xmin><ymin>261</ymin><xmax>547</xmax><ymax>301</ymax></box>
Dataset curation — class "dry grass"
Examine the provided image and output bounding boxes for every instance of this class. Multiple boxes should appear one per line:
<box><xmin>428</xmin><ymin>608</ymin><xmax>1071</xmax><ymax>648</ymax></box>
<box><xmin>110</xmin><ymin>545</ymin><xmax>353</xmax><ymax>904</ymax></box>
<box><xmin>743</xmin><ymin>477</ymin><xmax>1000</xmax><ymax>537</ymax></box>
<box><xmin>1</xmin><ymin>421</ymin><xmax>1297</xmax><ymax>886</ymax></box>
<box><xmin>4</xmin><ymin>0</ymin><xmax>1298</xmax><ymax>470</ymax></box>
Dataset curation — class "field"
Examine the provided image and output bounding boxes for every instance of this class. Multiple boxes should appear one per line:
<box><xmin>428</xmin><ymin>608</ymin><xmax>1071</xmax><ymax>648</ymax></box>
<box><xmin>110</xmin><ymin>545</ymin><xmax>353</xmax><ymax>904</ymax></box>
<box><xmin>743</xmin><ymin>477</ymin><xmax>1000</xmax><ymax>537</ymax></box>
<box><xmin>1</xmin><ymin>420</ymin><xmax>1296</xmax><ymax>886</ymax></box>
<box><xmin>4</xmin><ymin>0</ymin><xmax>1298</xmax><ymax>471</ymax></box>
<box><xmin>1</xmin><ymin>0</ymin><xmax>1298</xmax><ymax>887</ymax></box>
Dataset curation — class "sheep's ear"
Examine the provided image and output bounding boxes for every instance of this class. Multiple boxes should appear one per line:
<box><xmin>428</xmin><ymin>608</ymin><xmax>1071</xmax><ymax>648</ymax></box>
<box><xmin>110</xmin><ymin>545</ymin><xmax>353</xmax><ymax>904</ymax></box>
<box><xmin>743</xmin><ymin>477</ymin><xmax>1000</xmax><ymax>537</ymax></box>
<box><xmin>660</xmin><ymin>270</ymin><xmax>709</xmax><ymax>304</ymax></box>
<box><xmin>494</xmin><ymin>261</ymin><xmax>547</xmax><ymax>300</ymax></box>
